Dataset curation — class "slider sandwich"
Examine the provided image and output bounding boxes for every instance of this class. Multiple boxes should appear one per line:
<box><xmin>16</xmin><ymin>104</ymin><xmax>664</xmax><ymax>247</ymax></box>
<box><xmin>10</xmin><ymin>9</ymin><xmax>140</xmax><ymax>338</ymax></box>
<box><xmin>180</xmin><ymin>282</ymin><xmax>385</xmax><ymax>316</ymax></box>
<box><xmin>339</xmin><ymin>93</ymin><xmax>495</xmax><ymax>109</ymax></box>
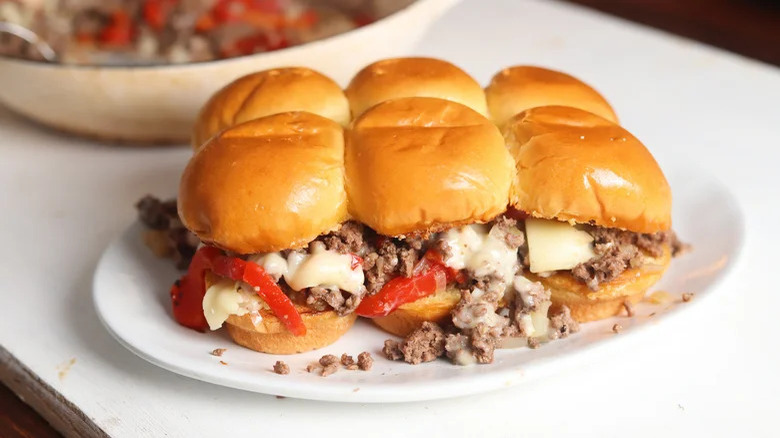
<box><xmin>343</xmin><ymin>59</ymin><xmax>581</xmax><ymax>364</ymax></box>
<box><xmin>165</xmin><ymin>58</ymin><xmax>683</xmax><ymax>363</ymax></box>
<box><xmin>485</xmin><ymin>66</ymin><xmax>682</xmax><ymax>322</ymax></box>
<box><xmin>173</xmin><ymin>68</ymin><xmax>361</xmax><ymax>354</ymax></box>
<box><xmin>502</xmin><ymin>105</ymin><xmax>678</xmax><ymax>321</ymax></box>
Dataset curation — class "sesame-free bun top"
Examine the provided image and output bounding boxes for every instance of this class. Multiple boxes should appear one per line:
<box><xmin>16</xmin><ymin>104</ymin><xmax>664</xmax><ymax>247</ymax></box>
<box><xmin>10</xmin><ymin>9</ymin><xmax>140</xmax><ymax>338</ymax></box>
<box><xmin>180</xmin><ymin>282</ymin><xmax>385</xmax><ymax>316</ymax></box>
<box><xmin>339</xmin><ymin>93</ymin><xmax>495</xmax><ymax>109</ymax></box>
<box><xmin>505</xmin><ymin>106</ymin><xmax>671</xmax><ymax>233</ymax></box>
<box><xmin>192</xmin><ymin>67</ymin><xmax>350</xmax><ymax>148</ymax></box>
<box><xmin>486</xmin><ymin>66</ymin><xmax>618</xmax><ymax>127</ymax></box>
<box><xmin>179</xmin><ymin>112</ymin><xmax>347</xmax><ymax>254</ymax></box>
<box><xmin>345</xmin><ymin>57</ymin><xmax>488</xmax><ymax>118</ymax></box>
<box><xmin>347</xmin><ymin>97</ymin><xmax>513</xmax><ymax>236</ymax></box>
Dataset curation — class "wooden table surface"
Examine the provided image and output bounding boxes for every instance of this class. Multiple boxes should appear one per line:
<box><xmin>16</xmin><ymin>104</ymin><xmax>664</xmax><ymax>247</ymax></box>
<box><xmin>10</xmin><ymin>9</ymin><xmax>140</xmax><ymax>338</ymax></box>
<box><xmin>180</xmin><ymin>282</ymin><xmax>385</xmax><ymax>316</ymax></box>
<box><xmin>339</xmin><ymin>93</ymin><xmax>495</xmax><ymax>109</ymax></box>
<box><xmin>1</xmin><ymin>0</ymin><xmax>778</xmax><ymax>436</ymax></box>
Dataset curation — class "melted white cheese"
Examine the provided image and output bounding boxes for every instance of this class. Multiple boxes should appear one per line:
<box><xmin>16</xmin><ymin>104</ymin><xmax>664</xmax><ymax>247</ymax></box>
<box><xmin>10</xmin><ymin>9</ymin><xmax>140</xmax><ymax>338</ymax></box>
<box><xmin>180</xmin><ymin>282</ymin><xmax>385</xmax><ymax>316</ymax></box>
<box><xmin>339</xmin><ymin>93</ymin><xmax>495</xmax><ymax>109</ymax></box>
<box><xmin>202</xmin><ymin>278</ymin><xmax>249</xmax><ymax>331</ymax></box>
<box><xmin>513</xmin><ymin>275</ymin><xmax>537</xmax><ymax>308</ymax></box>
<box><xmin>512</xmin><ymin>275</ymin><xmax>552</xmax><ymax>339</ymax></box>
<box><xmin>451</xmin><ymin>349</ymin><xmax>478</xmax><ymax>366</ymax></box>
<box><xmin>525</xmin><ymin>218</ymin><xmax>596</xmax><ymax>273</ymax></box>
<box><xmin>248</xmin><ymin>243</ymin><xmax>364</xmax><ymax>294</ymax></box>
<box><xmin>249</xmin><ymin>252</ymin><xmax>287</xmax><ymax>281</ymax></box>
<box><xmin>440</xmin><ymin>224</ymin><xmax>518</xmax><ymax>285</ymax></box>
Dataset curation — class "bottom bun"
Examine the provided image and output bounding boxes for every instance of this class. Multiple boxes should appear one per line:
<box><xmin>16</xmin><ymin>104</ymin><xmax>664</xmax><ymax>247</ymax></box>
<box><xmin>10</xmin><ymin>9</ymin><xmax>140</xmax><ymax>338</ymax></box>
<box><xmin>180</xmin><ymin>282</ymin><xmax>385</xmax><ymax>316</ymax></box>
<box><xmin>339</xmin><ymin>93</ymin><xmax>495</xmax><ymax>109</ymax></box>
<box><xmin>205</xmin><ymin>272</ymin><xmax>357</xmax><ymax>354</ymax></box>
<box><xmin>527</xmin><ymin>246</ymin><xmax>672</xmax><ymax>322</ymax></box>
<box><xmin>225</xmin><ymin>310</ymin><xmax>357</xmax><ymax>355</ymax></box>
<box><xmin>372</xmin><ymin>287</ymin><xmax>461</xmax><ymax>337</ymax></box>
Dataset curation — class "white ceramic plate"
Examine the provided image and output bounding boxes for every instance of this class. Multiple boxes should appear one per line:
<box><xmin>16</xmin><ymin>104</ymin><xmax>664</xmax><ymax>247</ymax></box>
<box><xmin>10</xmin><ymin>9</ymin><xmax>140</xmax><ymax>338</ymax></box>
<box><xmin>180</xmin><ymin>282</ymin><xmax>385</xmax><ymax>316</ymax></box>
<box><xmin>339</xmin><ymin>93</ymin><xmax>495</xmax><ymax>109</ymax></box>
<box><xmin>93</xmin><ymin>168</ymin><xmax>743</xmax><ymax>402</ymax></box>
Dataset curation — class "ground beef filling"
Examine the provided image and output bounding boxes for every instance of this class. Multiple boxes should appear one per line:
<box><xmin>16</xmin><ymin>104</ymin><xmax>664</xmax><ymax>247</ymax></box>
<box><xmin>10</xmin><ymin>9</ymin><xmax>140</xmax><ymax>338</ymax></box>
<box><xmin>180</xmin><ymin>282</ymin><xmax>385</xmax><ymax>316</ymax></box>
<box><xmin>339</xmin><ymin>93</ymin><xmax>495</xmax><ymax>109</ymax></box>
<box><xmin>136</xmin><ymin>195</ymin><xmax>199</xmax><ymax>269</ymax></box>
<box><xmin>303</xmin><ymin>223</ymin><xmax>375</xmax><ymax>315</ymax></box>
<box><xmin>320</xmin><ymin>221</ymin><xmax>428</xmax><ymax>296</ymax></box>
<box><xmin>363</xmin><ymin>235</ymin><xmax>426</xmax><ymax>295</ymax></box>
<box><xmin>571</xmin><ymin>227</ymin><xmax>687</xmax><ymax>291</ymax></box>
<box><xmin>383</xmin><ymin>217</ymin><xmax>582</xmax><ymax>366</ymax></box>
<box><xmin>319</xmin><ymin>221</ymin><xmax>370</xmax><ymax>256</ymax></box>
<box><xmin>383</xmin><ymin>322</ymin><xmax>446</xmax><ymax>365</ymax></box>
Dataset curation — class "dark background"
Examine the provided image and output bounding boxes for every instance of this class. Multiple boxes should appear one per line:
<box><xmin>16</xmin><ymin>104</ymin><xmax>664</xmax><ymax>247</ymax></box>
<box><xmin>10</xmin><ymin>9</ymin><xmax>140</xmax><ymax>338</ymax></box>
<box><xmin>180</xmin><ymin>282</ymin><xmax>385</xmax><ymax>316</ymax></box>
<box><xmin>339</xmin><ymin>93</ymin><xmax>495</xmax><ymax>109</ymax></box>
<box><xmin>2</xmin><ymin>0</ymin><xmax>779</xmax><ymax>436</ymax></box>
<box><xmin>564</xmin><ymin>0</ymin><xmax>780</xmax><ymax>66</ymax></box>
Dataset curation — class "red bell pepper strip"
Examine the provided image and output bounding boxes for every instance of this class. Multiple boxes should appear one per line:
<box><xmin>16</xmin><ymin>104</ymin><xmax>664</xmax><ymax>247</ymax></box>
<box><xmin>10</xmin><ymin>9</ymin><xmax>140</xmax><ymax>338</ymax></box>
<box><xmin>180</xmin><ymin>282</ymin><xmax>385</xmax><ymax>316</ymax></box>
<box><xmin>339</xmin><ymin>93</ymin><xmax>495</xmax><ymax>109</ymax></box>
<box><xmin>209</xmin><ymin>254</ymin><xmax>306</xmax><ymax>336</ymax></box>
<box><xmin>170</xmin><ymin>246</ymin><xmax>221</xmax><ymax>332</ymax></box>
<box><xmin>100</xmin><ymin>11</ymin><xmax>134</xmax><ymax>46</ymax></box>
<box><xmin>355</xmin><ymin>251</ymin><xmax>453</xmax><ymax>317</ymax></box>
<box><xmin>143</xmin><ymin>0</ymin><xmax>179</xmax><ymax>31</ymax></box>
<box><xmin>170</xmin><ymin>247</ymin><xmax>305</xmax><ymax>336</ymax></box>
<box><xmin>243</xmin><ymin>262</ymin><xmax>306</xmax><ymax>336</ymax></box>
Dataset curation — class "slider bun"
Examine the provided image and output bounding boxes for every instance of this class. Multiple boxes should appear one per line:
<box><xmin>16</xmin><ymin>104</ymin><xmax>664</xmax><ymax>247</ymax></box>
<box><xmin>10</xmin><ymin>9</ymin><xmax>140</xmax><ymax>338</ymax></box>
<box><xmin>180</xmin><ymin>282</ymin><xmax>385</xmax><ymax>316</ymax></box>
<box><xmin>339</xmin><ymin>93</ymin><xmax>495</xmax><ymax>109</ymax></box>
<box><xmin>527</xmin><ymin>246</ymin><xmax>671</xmax><ymax>322</ymax></box>
<box><xmin>192</xmin><ymin>67</ymin><xmax>350</xmax><ymax>148</ymax></box>
<box><xmin>179</xmin><ymin>112</ymin><xmax>347</xmax><ymax>254</ymax></box>
<box><xmin>486</xmin><ymin>66</ymin><xmax>618</xmax><ymax>126</ymax></box>
<box><xmin>201</xmin><ymin>273</ymin><xmax>356</xmax><ymax>354</ymax></box>
<box><xmin>346</xmin><ymin>57</ymin><xmax>488</xmax><ymax>118</ymax></box>
<box><xmin>346</xmin><ymin>97</ymin><xmax>513</xmax><ymax>236</ymax></box>
<box><xmin>372</xmin><ymin>287</ymin><xmax>461</xmax><ymax>337</ymax></box>
<box><xmin>225</xmin><ymin>311</ymin><xmax>357</xmax><ymax>354</ymax></box>
<box><xmin>505</xmin><ymin>106</ymin><xmax>671</xmax><ymax>234</ymax></box>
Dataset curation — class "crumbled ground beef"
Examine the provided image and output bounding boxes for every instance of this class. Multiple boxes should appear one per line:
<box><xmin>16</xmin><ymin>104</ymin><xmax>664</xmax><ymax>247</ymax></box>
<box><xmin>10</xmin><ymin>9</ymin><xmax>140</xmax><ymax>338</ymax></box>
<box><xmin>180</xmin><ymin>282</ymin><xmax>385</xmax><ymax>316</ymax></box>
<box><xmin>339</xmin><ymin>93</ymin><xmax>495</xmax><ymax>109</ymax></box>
<box><xmin>273</xmin><ymin>361</ymin><xmax>289</xmax><ymax>375</ymax></box>
<box><xmin>341</xmin><ymin>354</ymin><xmax>356</xmax><ymax>368</ymax></box>
<box><xmin>571</xmin><ymin>226</ymin><xmax>687</xmax><ymax>290</ymax></box>
<box><xmin>632</xmin><ymin>232</ymin><xmax>669</xmax><ymax>257</ymax></box>
<box><xmin>572</xmin><ymin>244</ymin><xmax>641</xmax><ymax>290</ymax></box>
<box><xmin>168</xmin><ymin>228</ymin><xmax>200</xmax><ymax>269</ymax></box>
<box><xmin>318</xmin><ymin>354</ymin><xmax>339</xmax><ymax>377</ymax></box>
<box><xmin>511</xmin><ymin>278</ymin><xmax>550</xmax><ymax>337</ymax></box>
<box><xmin>363</xmin><ymin>236</ymin><xmax>426</xmax><ymax>295</ymax></box>
<box><xmin>357</xmin><ymin>352</ymin><xmax>373</xmax><ymax>371</ymax></box>
<box><xmin>384</xmin><ymin>322</ymin><xmax>446</xmax><ymax>365</ymax></box>
<box><xmin>136</xmin><ymin>195</ymin><xmax>199</xmax><ymax>269</ymax></box>
<box><xmin>444</xmin><ymin>323</ymin><xmax>502</xmax><ymax>365</ymax></box>
<box><xmin>451</xmin><ymin>287</ymin><xmax>507</xmax><ymax>330</ymax></box>
<box><xmin>548</xmin><ymin>306</ymin><xmax>579</xmax><ymax>340</ymax></box>
<box><xmin>494</xmin><ymin>216</ymin><xmax>525</xmax><ymax>249</ymax></box>
<box><xmin>319</xmin><ymin>354</ymin><xmax>339</xmax><ymax>366</ymax></box>
<box><xmin>473</xmin><ymin>275</ymin><xmax>510</xmax><ymax>297</ymax></box>
<box><xmin>383</xmin><ymin>340</ymin><xmax>404</xmax><ymax>361</ymax></box>
<box><xmin>306</xmin><ymin>286</ymin><xmax>362</xmax><ymax>316</ymax></box>
<box><xmin>136</xmin><ymin>195</ymin><xmax>178</xmax><ymax>229</ymax></box>
<box><xmin>320</xmin><ymin>221</ymin><xmax>369</xmax><ymax>255</ymax></box>
<box><xmin>321</xmin><ymin>365</ymin><xmax>337</xmax><ymax>377</ymax></box>
<box><xmin>445</xmin><ymin>290</ymin><xmax>507</xmax><ymax>364</ymax></box>
<box><xmin>468</xmin><ymin>323</ymin><xmax>499</xmax><ymax>363</ymax></box>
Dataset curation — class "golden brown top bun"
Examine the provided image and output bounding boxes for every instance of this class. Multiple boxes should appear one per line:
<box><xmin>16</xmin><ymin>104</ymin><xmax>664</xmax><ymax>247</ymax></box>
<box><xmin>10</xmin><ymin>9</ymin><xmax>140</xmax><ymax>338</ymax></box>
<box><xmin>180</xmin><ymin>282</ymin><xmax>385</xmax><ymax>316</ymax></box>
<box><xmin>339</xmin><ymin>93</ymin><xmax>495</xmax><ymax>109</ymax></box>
<box><xmin>345</xmin><ymin>57</ymin><xmax>488</xmax><ymax>118</ymax></box>
<box><xmin>346</xmin><ymin>97</ymin><xmax>513</xmax><ymax>236</ymax></box>
<box><xmin>179</xmin><ymin>112</ymin><xmax>347</xmax><ymax>254</ymax></box>
<box><xmin>505</xmin><ymin>106</ymin><xmax>671</xmax><ymax>233</ymax></box>
<box><xmin>486</xmin><ymin>66</ymin><xmax>618</xmax><ymax>127</ymax></box>
<box><xmin>192</xmin><ymin>67</ymin><xmax>350</xmax><ymax>148</ymax></box>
